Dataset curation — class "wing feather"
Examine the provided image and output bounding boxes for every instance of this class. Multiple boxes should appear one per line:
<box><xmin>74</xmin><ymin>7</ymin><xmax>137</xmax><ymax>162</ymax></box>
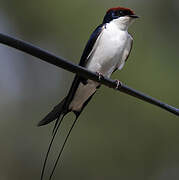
<box><xmin>65</xmin><ymin>24</ymin><xmax>104</xmax><ymax>112</ymax></box>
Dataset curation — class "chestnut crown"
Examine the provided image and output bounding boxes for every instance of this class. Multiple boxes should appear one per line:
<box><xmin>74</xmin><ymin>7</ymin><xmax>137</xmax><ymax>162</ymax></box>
<box><xmin>103</xmin><ymin>6</ymin><xmax>137</xmax><ymax>23</ymax></box>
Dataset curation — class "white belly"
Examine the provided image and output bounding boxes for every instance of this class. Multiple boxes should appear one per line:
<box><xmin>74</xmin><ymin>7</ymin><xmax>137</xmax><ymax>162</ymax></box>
<box><xmin>86</xmin><ymin>24</ymin><xmax>130</xmax><ymax>77</ymax></box>
<box><xmin>70</xmin><ymin>23</ymin><xmax>131</xmax><ymax>111</ymax></box>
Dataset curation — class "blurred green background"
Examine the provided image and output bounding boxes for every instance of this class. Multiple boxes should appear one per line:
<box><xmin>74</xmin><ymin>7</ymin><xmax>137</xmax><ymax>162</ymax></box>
<box><xmin>0</xmin><ymin>0</ymin><xmax>179</xmax><ymax>180</ymax></box>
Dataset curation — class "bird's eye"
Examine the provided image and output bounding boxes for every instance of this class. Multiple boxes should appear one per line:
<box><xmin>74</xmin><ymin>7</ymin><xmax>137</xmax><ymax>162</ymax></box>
<box><xmin>115</xmin><ymin>10</ymin><xmax>124</xmax><ymax>16</ymax></box>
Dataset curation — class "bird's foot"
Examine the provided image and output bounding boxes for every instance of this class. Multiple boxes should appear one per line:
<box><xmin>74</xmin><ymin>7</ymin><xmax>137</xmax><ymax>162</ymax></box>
<box><xmin>114</xmin><ymin>80</ymin><xmax>122</xmax><ymax>90</ymax></box>
<box><xmin>96</xmin><ymin>71</ymin><xmax>104</xmax><ymax>81</ymax></box>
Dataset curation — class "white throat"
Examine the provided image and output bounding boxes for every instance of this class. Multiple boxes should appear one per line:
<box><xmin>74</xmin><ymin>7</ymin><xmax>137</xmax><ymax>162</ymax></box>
<box><xmin>111</xmin><ymin>16</ymin><xmax>134</xmax><ymax>31</ymax></box>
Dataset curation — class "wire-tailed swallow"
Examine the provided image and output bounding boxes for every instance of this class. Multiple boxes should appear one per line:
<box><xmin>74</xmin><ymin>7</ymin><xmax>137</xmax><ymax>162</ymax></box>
<box><xmin>38</xmin><ymin>6</ymin><xmax>139</xmax><ymax>180</ymax></box>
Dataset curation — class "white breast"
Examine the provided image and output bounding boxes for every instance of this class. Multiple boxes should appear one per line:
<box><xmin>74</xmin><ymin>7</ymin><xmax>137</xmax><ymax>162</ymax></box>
<box><xmin>86</xmin><ymin>21</ymin><xmax>131</xmax><ymax>77</ymax></box>
<box><xmin>69</xmin><ymin>22</ymin><xmax>132</xmax><ymax>111</ymax></box>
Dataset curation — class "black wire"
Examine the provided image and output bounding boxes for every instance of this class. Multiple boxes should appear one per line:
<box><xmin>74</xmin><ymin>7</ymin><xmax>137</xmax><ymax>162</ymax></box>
<box><xmin>0</xmin><ymin>33</ymin><xmax>178</xmax><ymax>116</ymax></box>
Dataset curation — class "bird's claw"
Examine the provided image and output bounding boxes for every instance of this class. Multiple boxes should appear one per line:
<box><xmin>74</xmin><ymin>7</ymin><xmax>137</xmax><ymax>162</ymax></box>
<box><xmin>115</xmin><ymin>80</ymin><xmax>122</xmax><ymax>90</ymax></box>
<box><xmin>96</xmin><ymin>72</ymin><xmax>104</xmax><ymax>81</ymax></box>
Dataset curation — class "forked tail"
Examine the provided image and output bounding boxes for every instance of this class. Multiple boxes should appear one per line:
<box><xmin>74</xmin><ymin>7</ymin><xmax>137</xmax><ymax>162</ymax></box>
<box><xmin>38</xmin><ymin>97</ymin><xmax>80</xmax><ymax>180</ymax></box>
<box><xmin>40</xmin><ymin>114</ymin><xmax>65</xmax><ymax>180</ymax></box>
<box><xmin>48</xmin><ymin>116</ymin><xmax>78</xmax><ymax>180</ymax></box>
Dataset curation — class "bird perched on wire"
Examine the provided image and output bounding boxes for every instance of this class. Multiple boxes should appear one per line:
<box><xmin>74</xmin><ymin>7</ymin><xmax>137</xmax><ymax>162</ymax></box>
<box><xmin>38</xmin><ymin>6</ymin><xmax>139</xmax><ymax>180</ymax></box>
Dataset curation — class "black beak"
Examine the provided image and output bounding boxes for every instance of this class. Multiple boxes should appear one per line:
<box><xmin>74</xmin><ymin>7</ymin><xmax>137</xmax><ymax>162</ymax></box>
<box><xmin>129</xmin><ymin>15</ymin><xmax>140</xmax><ymax>18</ymax></box>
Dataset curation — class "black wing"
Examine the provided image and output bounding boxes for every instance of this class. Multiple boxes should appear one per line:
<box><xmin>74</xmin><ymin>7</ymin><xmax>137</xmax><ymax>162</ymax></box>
<box><xmin>64</xmin><ymin>24</ymin><xmax>104</xmax><ymax>111</ymax></box>
<box><xmin>38</xmin><ymin>24</ymin><xmax>105</xmax><ymax>180</ymax></box>
<box><xmin>38</xmin><ymin>24</ymin><xmax>104</xmax><ymax>126</ymax></box>
<box><xmin>79</xmin><ymin>24</ymin><xmax>104</xmax><ymax>66</ymax></box>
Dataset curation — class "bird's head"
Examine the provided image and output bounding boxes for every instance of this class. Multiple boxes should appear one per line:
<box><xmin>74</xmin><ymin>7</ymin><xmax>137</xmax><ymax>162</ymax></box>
<box><xmin>103</xmin><ymin>7</ymin><xmax>139</xmax><ymax>30</ymax></box>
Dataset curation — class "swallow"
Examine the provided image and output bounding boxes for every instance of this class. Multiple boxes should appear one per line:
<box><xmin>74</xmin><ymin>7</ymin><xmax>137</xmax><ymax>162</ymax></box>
<box><xmin>38</xmin><ymin>6</ymin><xmax>139</xmax><ymax>180</ymax></box>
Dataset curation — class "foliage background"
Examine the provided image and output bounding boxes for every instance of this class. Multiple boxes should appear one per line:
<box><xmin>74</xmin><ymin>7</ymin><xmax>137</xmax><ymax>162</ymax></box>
<box><xmin>0</xmin><ymin>0</ymin><xmax>179</xmax><ymax>179</ymax></box>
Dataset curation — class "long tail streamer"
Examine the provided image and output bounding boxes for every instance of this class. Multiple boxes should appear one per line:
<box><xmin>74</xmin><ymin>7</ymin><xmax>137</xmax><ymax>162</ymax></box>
<box><xmin>49</xmin><ymin>117</ymin><xmax>78</xmax><ymax>180</ymax></box>
<box><xmin>40</xmin><ymin>114</ymin><xmax>65</xmax><ymax>180</ymax></box>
